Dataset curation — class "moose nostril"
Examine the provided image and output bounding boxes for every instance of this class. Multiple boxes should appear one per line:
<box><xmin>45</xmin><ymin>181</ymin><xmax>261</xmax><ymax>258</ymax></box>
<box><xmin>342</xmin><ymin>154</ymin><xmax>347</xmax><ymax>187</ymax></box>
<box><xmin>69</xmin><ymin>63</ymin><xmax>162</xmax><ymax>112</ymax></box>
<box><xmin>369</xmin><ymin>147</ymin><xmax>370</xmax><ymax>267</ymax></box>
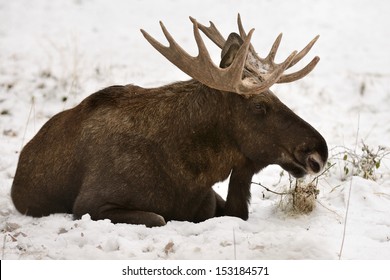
<box><xmin>306</xmin><ymin>153</ymin><xmax>323</xmax><ymax>174</ymax></box>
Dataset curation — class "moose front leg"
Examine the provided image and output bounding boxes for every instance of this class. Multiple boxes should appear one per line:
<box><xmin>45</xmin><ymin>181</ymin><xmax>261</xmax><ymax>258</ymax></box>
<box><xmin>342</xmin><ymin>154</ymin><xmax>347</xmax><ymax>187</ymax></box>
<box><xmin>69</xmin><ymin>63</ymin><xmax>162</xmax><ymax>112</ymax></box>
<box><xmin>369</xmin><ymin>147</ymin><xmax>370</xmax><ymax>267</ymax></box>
<box><xmin>225</xmin><ymin>161</ymin><xmax>255</xmax><ymax>220</ymax></box>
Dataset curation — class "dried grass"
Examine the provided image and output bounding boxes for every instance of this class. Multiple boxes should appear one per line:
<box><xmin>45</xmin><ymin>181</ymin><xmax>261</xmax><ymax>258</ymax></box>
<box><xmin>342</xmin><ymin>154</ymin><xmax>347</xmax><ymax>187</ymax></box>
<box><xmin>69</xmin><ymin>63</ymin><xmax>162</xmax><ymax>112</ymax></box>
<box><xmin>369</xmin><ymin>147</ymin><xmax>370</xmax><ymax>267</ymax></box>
<box><xmin>277</xmin><ymin>181</ymin><xmax>319</xmax><ymax>215</ymax></box>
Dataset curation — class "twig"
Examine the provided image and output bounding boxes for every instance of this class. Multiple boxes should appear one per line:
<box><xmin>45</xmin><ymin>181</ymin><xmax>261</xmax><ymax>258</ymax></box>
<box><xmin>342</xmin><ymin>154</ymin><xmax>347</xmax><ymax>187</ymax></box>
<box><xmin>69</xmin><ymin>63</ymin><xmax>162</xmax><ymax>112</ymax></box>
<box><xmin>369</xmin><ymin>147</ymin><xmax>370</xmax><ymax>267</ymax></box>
<box><xmin>339</xmin><ymin>113</ymin><xmax>360</xmax><ymax>259</ymax></box>
<box><xmin>310</xmin><ymin>163</ymin><xmax>336</xmax><ymax>185</ymax></box>
<box><xmin>2</xmin><ymin>234</ymin><xmax>6</xmax><ymax>259</ymax></box>
<box><xmin>338</xmin><ymin>175</ymin><xmax>353</xmax><ymax>259</ymax></box>
<box><xmin>20</xmin><ymin>96</ymin><xmax>35</xmax><ymax>151</ymax></box>
<box><xmin>373</xmin><ymin>192</ymin><xmax>390</xmax><ymax>199</ymax></box>
<box><xmin>251</xmin><ymin>181</ymin><xmax>289</xmax><ymax>196</ymax></box>
<box><xmin>233</xmin><ymin>228</ymin><xmax>236</xmax><ymax>260</ymax></box>
<box><xmin>316</xmin><ymin>200</ymin><xmax>343</xmax><ymax>222</ymax></box>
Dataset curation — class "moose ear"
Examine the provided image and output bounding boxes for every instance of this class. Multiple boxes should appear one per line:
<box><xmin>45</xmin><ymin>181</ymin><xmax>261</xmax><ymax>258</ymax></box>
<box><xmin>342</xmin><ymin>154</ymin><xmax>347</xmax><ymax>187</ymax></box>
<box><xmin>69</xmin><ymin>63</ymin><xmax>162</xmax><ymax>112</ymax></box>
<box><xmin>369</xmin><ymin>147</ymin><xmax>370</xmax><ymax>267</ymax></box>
<box><xmin>219</xmin><ymin>33</ymin><xmax>244</xmax><ymax>69</ymax></box>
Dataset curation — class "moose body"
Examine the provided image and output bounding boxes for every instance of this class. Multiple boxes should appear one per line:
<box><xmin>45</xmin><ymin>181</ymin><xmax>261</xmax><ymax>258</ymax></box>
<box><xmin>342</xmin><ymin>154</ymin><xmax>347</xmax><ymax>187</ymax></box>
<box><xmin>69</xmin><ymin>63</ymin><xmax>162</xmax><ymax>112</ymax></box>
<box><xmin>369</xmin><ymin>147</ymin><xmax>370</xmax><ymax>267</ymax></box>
<box><xmin>11</xmin><ymin>16</ymin><xmax>328</xmax><ymax>227</ymax></box>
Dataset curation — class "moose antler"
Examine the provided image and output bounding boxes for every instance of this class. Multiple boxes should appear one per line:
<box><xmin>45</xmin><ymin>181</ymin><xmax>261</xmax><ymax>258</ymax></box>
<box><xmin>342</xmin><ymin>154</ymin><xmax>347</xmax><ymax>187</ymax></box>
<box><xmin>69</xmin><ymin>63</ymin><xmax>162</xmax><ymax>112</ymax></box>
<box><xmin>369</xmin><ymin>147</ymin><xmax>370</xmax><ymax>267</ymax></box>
<box><xmin>193</xmin><ymin>14</ymin><xmax>320</xmax><ymax>84</ymax></box>
<box><xmin>141</xmin><ymin>16</ymin><xmax>316</xmax><ymax>96</ymax></box>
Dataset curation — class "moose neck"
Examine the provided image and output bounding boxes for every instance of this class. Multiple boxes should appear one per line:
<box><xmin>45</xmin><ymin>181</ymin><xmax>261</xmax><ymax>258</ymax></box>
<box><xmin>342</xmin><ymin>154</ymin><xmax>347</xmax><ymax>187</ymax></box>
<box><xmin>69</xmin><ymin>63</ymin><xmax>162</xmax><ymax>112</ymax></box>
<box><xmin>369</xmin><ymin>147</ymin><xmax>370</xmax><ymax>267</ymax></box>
<box><xmin>148</xmin><ymin>80</ymin><xmax>246</xmax><ymax>181</ymax></box>
<box><xmin>165</xmin><ymin>79</ymin><xmax>236</xmax><ymax>140</ymax></box>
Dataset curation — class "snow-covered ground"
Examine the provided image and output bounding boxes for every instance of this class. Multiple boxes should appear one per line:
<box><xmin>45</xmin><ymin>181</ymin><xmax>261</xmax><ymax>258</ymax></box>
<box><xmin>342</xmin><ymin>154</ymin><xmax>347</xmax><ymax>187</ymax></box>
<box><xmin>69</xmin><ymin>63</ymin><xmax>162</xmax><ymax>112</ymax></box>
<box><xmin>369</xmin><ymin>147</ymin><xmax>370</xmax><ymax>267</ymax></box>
<box><xmin>1</xmin><ymin>0</ymin><xmax>389</xmax><ymax>260</ymax></box>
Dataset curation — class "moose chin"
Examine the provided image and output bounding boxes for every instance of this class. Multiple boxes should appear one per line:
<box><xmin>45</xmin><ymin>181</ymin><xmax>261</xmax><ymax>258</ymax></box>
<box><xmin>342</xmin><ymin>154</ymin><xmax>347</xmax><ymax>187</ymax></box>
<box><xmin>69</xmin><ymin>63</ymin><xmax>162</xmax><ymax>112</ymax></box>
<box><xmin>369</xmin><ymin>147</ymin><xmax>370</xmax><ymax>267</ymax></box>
<box><xmin>11</xmin><ymin>15</ymin><xmax>328</xmax><ymax>227</ymax></box>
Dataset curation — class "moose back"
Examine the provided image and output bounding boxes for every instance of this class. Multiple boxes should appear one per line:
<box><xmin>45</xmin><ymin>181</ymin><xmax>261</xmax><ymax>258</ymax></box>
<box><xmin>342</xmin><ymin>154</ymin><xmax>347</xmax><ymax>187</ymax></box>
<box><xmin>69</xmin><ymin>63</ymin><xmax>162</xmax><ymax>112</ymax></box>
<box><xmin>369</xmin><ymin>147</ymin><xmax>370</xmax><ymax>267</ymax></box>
<box><xmin>11</xmin><ymin>15</ymin><xmax>328</xmax><ymax>227</ymax></box>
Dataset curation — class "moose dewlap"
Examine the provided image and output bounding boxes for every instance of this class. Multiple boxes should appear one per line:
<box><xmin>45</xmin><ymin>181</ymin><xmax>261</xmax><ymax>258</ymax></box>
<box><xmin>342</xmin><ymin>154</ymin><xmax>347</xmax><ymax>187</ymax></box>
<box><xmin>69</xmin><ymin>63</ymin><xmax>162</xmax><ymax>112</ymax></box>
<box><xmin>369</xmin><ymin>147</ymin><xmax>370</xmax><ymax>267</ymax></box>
<box><xmin>11</xmin><ymin>15</ymin><xmax>328</xmax><ymax>227</ymax></box>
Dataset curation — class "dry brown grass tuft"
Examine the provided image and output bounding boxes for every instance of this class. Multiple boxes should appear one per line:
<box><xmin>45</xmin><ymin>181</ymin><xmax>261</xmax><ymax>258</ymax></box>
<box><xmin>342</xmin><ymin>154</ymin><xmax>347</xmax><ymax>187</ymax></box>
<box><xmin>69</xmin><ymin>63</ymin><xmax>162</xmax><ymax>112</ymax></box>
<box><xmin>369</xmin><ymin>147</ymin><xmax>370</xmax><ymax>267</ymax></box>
<box><xmin>291</xmin><ymin>182</ymin><xmax>319</xmax><ymax>214</ymax></box>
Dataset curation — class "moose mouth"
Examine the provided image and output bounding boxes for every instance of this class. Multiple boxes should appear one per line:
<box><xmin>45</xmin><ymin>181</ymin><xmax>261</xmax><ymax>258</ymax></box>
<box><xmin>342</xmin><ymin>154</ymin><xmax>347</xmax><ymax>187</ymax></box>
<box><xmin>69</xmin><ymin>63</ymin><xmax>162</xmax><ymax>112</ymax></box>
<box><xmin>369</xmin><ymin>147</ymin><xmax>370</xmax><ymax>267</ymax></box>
<box><xmin>280</xmin><ymin>151</ymin><xmax>325</xmax><ymax>178</ymax></box>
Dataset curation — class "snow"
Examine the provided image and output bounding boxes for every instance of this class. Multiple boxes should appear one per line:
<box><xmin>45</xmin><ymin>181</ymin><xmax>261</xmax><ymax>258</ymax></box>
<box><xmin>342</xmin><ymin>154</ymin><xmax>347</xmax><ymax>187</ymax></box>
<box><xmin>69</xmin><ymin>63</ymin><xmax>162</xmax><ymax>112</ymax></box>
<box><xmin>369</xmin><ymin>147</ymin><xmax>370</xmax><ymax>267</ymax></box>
<box><xmin>1</xmin><ymin>0</ymin><xmax>390</xmax><ymax>260</ymax></box>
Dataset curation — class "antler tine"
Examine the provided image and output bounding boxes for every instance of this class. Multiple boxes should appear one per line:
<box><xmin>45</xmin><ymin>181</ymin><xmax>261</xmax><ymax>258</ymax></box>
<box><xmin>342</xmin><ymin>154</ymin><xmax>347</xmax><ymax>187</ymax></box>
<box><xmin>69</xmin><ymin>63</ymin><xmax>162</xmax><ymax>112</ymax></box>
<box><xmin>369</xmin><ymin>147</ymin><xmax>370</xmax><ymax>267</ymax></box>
<box><xmin>265</xmin><ymin>33</ymin><xmax>283</xmax><ymax>65</ymax></box>
<box><xmin>192</xmin><ymin>20</ymin><xmax>213</xmax><ymax>61</ymax></box>
<box><xmin>276</xmin><ymin>35</ymin><xmax>320</xmax><ymax>83</ymax></box>
<box><xmin>278</xmin><ymin>56</ymin><xmax>320</xmax><ymax>83</ymax></box>
<box><xmin>286</xmin><ymin>35</ymin><xmax>320</xmax><ymax>69</ymax></box>
<box><xmin>189</xmin><ymin>17</ymin><xmax>226</xmax><ymax>49</ymax></box>
<box><xmin>237</xmin><ymin>13</ymin><xmax>260</xmax><ymax>58</ymax></box>
<box><xmin>141</xmin><ymin>21</ymin><xmax>206</xmax><ymax>83</ymax></box>
<box><xmin>141</xmin><ymin>22</ymin><xmax>192</xmax><ymax>64</ymax></box>
<box><xmin>237</xmin><ymin>13</ymin><xmax>247</xmax><ymax>39</ymax></box>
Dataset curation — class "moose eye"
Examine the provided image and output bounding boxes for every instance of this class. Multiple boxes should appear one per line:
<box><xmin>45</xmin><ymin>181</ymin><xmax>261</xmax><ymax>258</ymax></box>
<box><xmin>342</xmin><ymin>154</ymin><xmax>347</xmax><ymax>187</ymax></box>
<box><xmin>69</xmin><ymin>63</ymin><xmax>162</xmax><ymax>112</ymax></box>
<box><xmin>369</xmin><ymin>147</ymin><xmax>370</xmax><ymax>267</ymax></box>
<box><xmin>253</xmin><ymin>103</ymin><xmax>267</xmax><ymax>115</ymax></box>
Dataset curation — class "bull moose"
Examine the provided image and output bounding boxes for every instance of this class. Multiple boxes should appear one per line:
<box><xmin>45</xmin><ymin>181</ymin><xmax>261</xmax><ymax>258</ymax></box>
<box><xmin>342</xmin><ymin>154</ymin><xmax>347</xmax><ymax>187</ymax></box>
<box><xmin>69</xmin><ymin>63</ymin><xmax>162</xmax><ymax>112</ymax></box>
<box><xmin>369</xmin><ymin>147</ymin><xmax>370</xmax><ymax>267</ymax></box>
<box><xmin>11</xmin><ymin>15</ymin><xmax>328</xmax><ymax>227</ymax></box>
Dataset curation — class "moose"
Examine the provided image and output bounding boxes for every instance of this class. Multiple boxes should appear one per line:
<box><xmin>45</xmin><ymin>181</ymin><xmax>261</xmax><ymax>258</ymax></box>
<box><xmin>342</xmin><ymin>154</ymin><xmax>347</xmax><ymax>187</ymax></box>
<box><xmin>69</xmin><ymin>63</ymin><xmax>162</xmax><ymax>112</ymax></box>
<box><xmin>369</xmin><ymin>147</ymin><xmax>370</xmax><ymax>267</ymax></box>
<box><xmin>11</xmin><ymin>15</ymin><xmax>328</xmax><ymax>227</ymax></box>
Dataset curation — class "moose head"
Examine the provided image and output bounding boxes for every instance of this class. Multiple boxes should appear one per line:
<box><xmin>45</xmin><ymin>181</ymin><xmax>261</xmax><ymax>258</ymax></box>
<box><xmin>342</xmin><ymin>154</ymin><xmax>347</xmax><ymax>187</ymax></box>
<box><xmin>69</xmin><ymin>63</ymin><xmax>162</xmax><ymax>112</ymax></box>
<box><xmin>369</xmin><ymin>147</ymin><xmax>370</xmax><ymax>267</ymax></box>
<box><xmin>141</xmin><ymin>15</ymin><xmax>327</xmax><ymax>178</ymax></box>
<box><xmin>11</xmin><ymin>15</ymin><xmax>328</xmax><ymax>227</ymax></box>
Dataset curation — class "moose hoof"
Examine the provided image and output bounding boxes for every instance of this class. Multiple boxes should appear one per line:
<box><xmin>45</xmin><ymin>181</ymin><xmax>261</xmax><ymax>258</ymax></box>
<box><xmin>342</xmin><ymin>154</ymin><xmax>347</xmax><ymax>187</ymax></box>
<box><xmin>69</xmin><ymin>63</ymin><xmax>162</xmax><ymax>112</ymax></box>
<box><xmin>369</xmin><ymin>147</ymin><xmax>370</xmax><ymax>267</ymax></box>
<box><xmin>145</xmin><ymin>214</ymin><xmax>166</xmax><ymax>227</ymax></box>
